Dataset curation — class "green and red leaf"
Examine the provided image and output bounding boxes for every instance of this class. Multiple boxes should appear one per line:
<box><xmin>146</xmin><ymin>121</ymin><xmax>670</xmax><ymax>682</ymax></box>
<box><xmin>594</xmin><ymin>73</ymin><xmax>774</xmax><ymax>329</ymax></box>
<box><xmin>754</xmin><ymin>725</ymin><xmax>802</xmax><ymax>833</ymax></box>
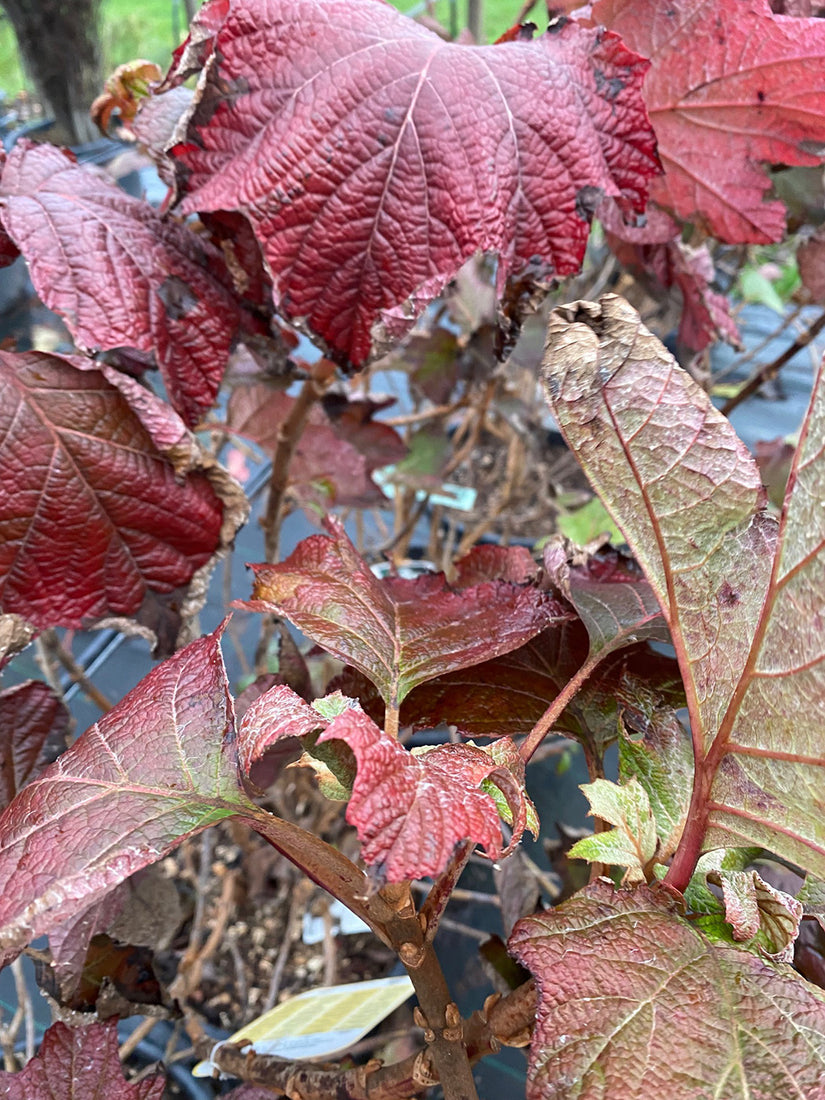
<box><xmin>510</xmin><ymin>881</ymin><xmax>825</xmax><ymax>1100</ymax></box>
<box><xmin>542</xmin><ymin>294</ymin><xmax>825</xmax><ymax>888</ymax></box>
<box><xmin>241</xmin><ymin>520</ymin><xmax>567</xmax><ymax>708</ymax></box>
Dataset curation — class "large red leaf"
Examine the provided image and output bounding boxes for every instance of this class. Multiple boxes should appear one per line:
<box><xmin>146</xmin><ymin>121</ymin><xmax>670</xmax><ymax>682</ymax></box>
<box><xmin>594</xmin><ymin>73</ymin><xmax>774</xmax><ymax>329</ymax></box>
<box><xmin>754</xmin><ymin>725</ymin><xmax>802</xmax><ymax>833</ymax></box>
<box><xmin>241</xmin><ymin>519</ymin><xmax>566</xmax><ymax>708</ymax></box>
<box><xmin>0</xmin><ymin>628</ymin><xmax>389</xmax><ymax>961</ymax></box>
<box><xmin>592</xmin><ymin>0</ymin><xmax>825</xmax><ymax>242</ymax></box>
<box><xmin>509</xmin><ymin>881</ymin><xmax>825</xmax><ymax>1100</ymax></box>
<box><xmin>318</xmin><ymin>708</ymin><xmax>532</xmax><ymax>881</ymax></box>
<box><xmin>0</xmin><ymin>141</ymin><xmax>243</xmax><ymax>426</ymax></box>
<box><xmin>0</xmin><ymin>1021</ymin><xmax>164</xmax><ymax>1099</ymax></box>
<box><xmin>542</xmin><ymin>295</ymin><xmax>825</xmax><ymax>888</ymax></box>
<box><xmin>0</xmin><ymin>350</ymin><xmax>233</xmax><ymax>635</ymax></box>
<box><xmin>0</xmin><ymin>681</ymin><xmax>69</xmax><ymax>810</ymax></box>
<box><xmin>162</xmin><ymin>0</ymin><xmax>658</xmax><ymax>364</ymax></box>
<box><xmin>0</xmin><ymin>626</ymin><xmax>249</xmax><ymax>967</ymax></box>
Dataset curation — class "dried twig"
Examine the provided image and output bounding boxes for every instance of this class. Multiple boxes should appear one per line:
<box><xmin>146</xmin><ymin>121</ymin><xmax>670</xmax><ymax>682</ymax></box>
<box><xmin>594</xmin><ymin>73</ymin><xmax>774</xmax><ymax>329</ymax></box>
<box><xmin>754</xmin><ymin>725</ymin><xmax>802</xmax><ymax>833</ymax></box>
<box><xmin>721</xmin><ymin>308</ymin><xmax>825</xmax><ymax>416</ymax></box>
<box><xmin>40</xmin><ymin>629</ymin><xmax>114</xmax><ymax>713</ymax></box>
<box><xmin>263</xmin><ymin>878</ymin><xmax>312</xmax><ymax>1011</ymax></box>
<box><xmin>119</xmin><ymin>1017</ymin><xmax>157</xmax><ymax>1062</ymax></box>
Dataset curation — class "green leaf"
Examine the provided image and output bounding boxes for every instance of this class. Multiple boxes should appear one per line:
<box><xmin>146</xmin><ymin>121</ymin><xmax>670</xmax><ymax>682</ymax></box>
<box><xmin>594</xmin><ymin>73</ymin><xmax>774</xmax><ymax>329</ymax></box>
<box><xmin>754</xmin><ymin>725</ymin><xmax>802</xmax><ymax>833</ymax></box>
<box><xmin>557</xmin><ymin>496</ymin><xmax>625</xmax><ymax>546</ymax></box>
<box><xmin>569</xmin><ymin>777</ymin><xmax>657</xmax><ymax>883</ymax></box>
<box><xmin>737</xmin><ymin>265</ymin><xmax>784</xmax><ymax>312</ymax></box>
<box><xmin>618</xmin><ymin>705</ymin><xmax>693</xmax><ymax>862</ymax></box>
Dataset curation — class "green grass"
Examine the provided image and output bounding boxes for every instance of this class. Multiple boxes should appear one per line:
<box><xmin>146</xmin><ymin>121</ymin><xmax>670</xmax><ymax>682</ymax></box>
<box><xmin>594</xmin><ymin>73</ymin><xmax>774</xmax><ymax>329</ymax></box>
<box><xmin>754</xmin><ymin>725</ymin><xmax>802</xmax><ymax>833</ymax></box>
<box><xmin>0</xmin><ymin>0</ymin><xmax>189</xmax><ymax>99</ymax></box>
<box><xmin>0</xmin><ymin>0</ymin><xmax>528</xmax><ymax>100</ymax></box>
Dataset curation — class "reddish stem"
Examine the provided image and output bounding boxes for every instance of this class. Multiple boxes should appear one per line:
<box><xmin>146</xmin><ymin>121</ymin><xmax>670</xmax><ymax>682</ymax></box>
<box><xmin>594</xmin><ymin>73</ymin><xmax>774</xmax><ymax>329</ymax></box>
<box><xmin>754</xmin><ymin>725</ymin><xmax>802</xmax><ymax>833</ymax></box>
<box><xmin>520</xmin><ymin>652</ymin><xmax>601</xmax><ymax>763</ymax></box>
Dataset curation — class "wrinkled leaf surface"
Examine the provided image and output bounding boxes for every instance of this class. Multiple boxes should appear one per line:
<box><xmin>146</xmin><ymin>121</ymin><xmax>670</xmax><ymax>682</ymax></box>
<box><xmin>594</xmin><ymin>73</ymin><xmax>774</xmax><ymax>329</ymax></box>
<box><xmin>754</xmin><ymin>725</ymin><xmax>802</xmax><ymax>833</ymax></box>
<box><xmin>593</xmin><ymin>0</ymin><xmax>825</xmax><ymax>242</ymax></box>
<box><xmin>164</xmin><ymin>0</ymin><xmax>658</xmax><ymax>363</ymax></box>
<box><xmin>510</xmin><ymin>881</ymin><xmax>825</xmax><ymax>1100</ymax></box>
<box><xmin>319</xmin><ymin>708</ymin><xmax>531</xmax><ymax>881</ymax></box>
<box><xmin>243</xmin><ymin>520</ymin><xmax>565</xmax><ymax>707</ymax></box>
<box><xmin>0</xmin><ymin>626</ymin><xmax>248</xmax><ymax>966</ymax></box>
<box><xmin>0</xmin><ymin>1020</ymin><xmax>164</xmax><ymax>1099</ymax></box>
<box><xmin>0</xmin><ymin>141</ymin><xmax>242</xmax><ymax>426</ymax></box>
<box><xmin>0</xmin><ymin>351</ymin><xmax>225</xmax><ymax>632</ymax></box>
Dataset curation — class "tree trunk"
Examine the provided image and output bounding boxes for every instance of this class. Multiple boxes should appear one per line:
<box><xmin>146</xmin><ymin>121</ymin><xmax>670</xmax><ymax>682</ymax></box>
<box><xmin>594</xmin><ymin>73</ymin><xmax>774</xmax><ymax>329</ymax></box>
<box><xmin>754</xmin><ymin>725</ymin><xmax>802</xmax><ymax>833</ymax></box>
<box><xmin>1</xmin><ymin>0</ymin><xmax>102</xmax><ymax>144</ymax></box>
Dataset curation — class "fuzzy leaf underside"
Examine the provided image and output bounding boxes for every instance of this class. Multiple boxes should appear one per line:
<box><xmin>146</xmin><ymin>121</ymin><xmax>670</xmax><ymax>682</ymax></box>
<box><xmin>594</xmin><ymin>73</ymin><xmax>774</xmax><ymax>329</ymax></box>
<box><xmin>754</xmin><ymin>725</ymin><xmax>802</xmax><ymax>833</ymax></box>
<box><xmin>542</xmin><ymin>295</ymin><xmax>825</xmax><ymax>880</ymax></box>
<box><xmin>510</xmin><ymin>881</ymin><xmax>825</xmax><ymax>1100</ymax></box>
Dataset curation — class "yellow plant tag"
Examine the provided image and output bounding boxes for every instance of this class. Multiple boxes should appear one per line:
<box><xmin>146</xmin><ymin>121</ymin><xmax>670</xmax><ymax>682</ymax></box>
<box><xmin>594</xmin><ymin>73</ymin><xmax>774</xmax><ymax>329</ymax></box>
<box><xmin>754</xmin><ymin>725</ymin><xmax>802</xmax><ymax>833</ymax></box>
<box><xmin>192</xmin><ymin>974</ymin><xmax>415</xmax><ymax>1076</ymax></box>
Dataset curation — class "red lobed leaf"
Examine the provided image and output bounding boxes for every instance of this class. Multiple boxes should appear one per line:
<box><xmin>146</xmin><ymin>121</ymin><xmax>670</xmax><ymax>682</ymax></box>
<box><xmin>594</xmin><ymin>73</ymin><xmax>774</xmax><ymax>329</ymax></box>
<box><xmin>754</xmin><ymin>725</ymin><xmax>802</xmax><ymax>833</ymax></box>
<box><xmin>318</xmin><ymin>708</ymin><xmax>532</xmax><ymax>881</ymax></box>
<box><xmin>510</xmin><ymin>880</ymin><xmax>825</xmax><ymax>1100</ymax></box>
<box><xmin>163</xmin><ymin>0</ymin><xmax>658</xmax><ymax>364</ymax></box>
<box><xmin>0</xmin><ymin>1020</ymin><xmax>164</xmax><ymax>1099</ymax></box>
<box><xmin>0</xmin><ymin>681</ymin><xmax>70</xmax><ymax>810</ymax></box>
<box><xmin>592</xmin><ymin>0</ymin><xmax>825</xmax><ymax>243</ymax></box>
<box><xmin>0</xmin><ymin>625</ymin><xmax>250</xmax><ymax>967</ymax></box>
<box><xmin>241</xmin><ymin>519</ymin><xmax>566</xmax><ymax>707</ymax></box>
<box><xmin>237</xmin><ymin>682</ymin><xmax>325</xmax><ymax>775</ymax></box>
<box><xmin>0</xmin><ymin>350</ymin><xmax>232</xmax><ymax>635</ymax></box>
<box><xmin>0</xmin><ymin>141</ymin><xmax>243</xmax><ymax>426</ymax></box>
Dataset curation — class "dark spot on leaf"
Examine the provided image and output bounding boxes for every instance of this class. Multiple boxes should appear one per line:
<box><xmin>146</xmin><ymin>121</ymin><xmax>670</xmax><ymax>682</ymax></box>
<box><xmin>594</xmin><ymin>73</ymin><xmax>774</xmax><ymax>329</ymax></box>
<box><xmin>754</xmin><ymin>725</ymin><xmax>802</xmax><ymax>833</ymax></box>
<box><xmin>716</xmin><ymin>581</ymin><xmax>740</xmax><ymax>607</ymax></box>
<box><xmin>377</xmin><ymin>132</ymin><xmax>391</xmax><ymax>147</ymax></box>
<box><xmin>157</xmin><ymin>275</ymin><xmax>198</xmax><ymax>320</ymax></box>
<box><xmin>757</xmin><ymin>90</ymin><xmax>765</xmax><ymax>103</ymax></box>
<box><xmin>594</xmin><ymin>68</ymin><xmax>625</xmax><ymax>100</ymax></box>
<box><xmin>383</xmin><ymin>107</ymin><xmax>400</xmax><ymax>125</ymax></box>
<box><xmin>575</xmin><ymin>186</ymin><xmax>604</xmax><ymax>221</ymax></box>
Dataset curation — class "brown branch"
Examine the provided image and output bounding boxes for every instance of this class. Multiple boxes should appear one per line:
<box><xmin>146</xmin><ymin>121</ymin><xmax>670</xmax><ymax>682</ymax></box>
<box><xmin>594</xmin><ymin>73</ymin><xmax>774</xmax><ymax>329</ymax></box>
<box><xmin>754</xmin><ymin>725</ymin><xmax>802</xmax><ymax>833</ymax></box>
<box><xmin>40</xmin><ymin>629</ymin><xmax>113</xmax><ymax>712</ymax></box>
<box><xmin>202</xmin><ymin>1040</ymin><xmax>436</xmax><ymax>1099</ymax></box>
<box><xmin>202</xmin><ymin>978</ymin><xmax>537</xmax><ymax>1099</ymax></box>
<box><xmin>720</xmin><ymin>308</ymin><xmax>825</xmax><ymax>416</ymax></box>
<box><xmin>519</xmin><ymin>651</ymin><xmax>603</xmax><ymax>763</ymax></box>
<box><xmin>255</xmin><ymin>367</ymin><xmax>332</xmax><ymax>674</ymax></box>
<box><xmin>261</xmin><ymin>372</ymin><xmax>331</xmax><ymax>562</ymax></box>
